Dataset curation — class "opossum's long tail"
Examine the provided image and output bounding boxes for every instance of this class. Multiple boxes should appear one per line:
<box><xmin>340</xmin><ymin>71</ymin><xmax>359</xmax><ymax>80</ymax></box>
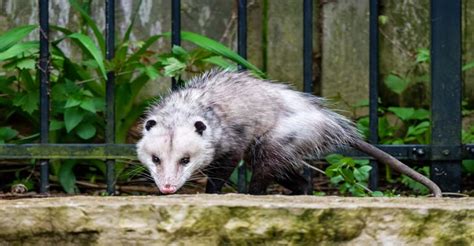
<box><xmin>352</xmin><ymin>140</ymin><xmax>442</xmax><ymax>198</ymax></box>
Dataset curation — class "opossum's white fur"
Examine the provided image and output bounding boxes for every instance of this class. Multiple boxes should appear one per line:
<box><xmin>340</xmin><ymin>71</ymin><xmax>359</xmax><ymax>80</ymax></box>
<box><xmin>136</xmin><ymin>70</ymin><xmax>361</xmax><ymax>193</ymax></box>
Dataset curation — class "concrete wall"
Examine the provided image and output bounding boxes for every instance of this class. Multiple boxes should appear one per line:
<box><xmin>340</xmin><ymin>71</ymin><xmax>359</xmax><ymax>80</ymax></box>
<box><xmin>1</xmin><ymin>0</ymin><xmax>473</xmax><ymax>111</ymax></box>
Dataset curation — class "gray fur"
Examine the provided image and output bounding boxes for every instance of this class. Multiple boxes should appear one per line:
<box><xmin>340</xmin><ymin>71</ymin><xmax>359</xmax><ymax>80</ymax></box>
<box><xmin>136</xmin><ymin>70</ymin><xmax>362</xmax><ymax>194</ymax></box>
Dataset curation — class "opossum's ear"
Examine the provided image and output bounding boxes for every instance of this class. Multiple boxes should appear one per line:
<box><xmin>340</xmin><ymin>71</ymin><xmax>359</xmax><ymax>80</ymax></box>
<box><xmin>145</xmin><ymin>120</ymin><xmax>157</xmax><ymax>131</ymax></box>
<box><xmin>194</xmin><ymin>121</ymin><xmax>207</xmax><ymax>135</ymax></box>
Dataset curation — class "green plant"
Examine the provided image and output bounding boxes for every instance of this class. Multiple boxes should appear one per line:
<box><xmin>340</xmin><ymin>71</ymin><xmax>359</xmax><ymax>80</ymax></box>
<box><xmin>0</xmin><ymin>0</ymin><xmax>263</xmax><ymax>194</ymax></box>
<box><xmin>324</xmin><ymin>154</ymin><xmax>376</xmax><ymax>196</ymax></box>
<box><xmin>327</xmin><ymin>47</ymin><xmax>474</xmax><ymax>196</ymax></box>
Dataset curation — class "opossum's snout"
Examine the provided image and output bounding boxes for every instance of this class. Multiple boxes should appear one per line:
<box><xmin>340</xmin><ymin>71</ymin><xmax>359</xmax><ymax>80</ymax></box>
<box><xmin>159</xmin><ymin>184</ymin><xmax>177</xmax><ymax>194</ymax></box>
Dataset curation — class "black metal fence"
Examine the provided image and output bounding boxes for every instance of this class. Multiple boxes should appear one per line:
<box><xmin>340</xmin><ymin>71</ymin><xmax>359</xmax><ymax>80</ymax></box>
<box><xmin>0</xmin><ymin>0</ymin><xmax>472</xmax><ymax>194</ymax></box>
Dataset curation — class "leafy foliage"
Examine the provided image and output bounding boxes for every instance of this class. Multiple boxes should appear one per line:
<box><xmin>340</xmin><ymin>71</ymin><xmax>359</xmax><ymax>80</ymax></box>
<box><xmin>0</xmin><ymin>0</ymin><xmax>262</xmax><ymax>193</ymax></box>
<box><xmin>326</xmin><ymin>47</ymin><xmax>474</xmax><ymax>196</ymax></box>
<box><xmin>324</xmin><ymin>154</ymin><xmax>373</xmax><ymax>196</ymax></box>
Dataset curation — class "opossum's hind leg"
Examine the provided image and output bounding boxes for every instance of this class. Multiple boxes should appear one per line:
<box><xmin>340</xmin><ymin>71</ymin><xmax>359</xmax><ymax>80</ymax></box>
<box><xmin>204</xmin><ymin>153</ymin><xmax>241</xmax><ymax>193</ymax></box>
<box><xmin>248</xmin><ymin>165</ymin><xmax>274</xmax><ymax>195</ymax></box>
<box><xmin>274</xmin><ymin>170</ymin><xmax>311</xmax><ymax>195</ymax></box>
<box><xmin>247</xmin><ymin>139</ymin><xmax>285</xmax><ymax>195</ymax></box>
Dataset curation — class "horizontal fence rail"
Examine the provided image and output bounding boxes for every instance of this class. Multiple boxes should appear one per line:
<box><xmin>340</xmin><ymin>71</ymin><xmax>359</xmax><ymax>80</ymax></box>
<box><xmin>1</xmin><ymin>144</ymin><xmax>473</xmax><ymax>160</ymax></box>
<box><xmin>0</xmin><ymin>0</ymin><xmax>469</xmax><ymax>194</ymax></box>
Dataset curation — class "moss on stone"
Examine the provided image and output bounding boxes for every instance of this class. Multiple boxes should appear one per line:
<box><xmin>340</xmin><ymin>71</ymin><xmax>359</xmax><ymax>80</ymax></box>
<box><xmin>0</xmin><ymin>195</ymin><xmax>472</xmax><ymax>245</ymax></box>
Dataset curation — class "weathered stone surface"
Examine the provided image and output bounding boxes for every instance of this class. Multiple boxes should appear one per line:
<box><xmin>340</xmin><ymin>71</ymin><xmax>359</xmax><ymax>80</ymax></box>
<box><xmin>321</xmin><ymin>0</ymin><xmax>370</xmax><ymax>112</ymax></box>
<box><xmin>463</xmin><ymin>0</ymin><xmax>474</xmax><ymax>105</ymax></box>
<box><xmin>0</xmin><ymin>195</ymin><xmax>472</xmax><ymax>245</ymax></box>
<box><xmin>378</xmin><ymin>0</ymin><xmax>430</xmax><ymax>107</ymax></box>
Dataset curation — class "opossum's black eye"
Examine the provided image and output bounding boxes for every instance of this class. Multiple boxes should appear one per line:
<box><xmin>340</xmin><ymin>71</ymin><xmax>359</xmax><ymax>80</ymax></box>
<box><xmin>145</xmin><ymin>120</ymin><xmax>156</xmax><ymax>131</ymax></box>
<box><xmin>194</xmin><ymin>121</ymin><xmax>206</xmax><ymax>135</ymax></box>
<box><xmin>152</xmin><ymin>155</ymin><xmax>161</xmax><ymax>165</ymax></box>
<box><xmin>179</xmin><ymin>157</ymin><xmax>190</xmax><ymax>166</ymax></box>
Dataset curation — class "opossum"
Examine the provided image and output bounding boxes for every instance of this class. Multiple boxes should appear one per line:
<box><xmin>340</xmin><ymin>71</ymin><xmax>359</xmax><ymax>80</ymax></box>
<box><xmin>136</xmin><ymin>70</ymin><xmax>442</xmax><ymax>197</ymax></box>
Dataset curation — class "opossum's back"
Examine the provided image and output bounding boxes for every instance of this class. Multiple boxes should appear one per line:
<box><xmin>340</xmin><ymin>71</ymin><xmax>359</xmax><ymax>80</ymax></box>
<box><xmin>188</xmin><ymin>71</ymin><xmax>290</xmax><ymax>129</ymax></box>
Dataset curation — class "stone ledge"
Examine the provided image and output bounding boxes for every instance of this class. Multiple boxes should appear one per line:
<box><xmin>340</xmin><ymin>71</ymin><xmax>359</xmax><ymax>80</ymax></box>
<box><xmin>0</xmin><ymin>195</ymin><xmax>472</xmax><ymax>245</ymax></box>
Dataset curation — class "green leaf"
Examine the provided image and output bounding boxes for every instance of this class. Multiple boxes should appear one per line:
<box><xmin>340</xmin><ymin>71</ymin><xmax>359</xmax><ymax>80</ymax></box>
<box><xmin>68</xmin><ymin>0</ymin><xmax>105</xmax><ymax>54</ymax></box>
<box><xmin>354</xmin><ymin>159</ymin><xmax>370</xmax><ymax>166</ymax></box>
<box><xmin>354</xmin><ymin>166</ymin><xmax>372</xmax><ymax>181</ymax></box>
<box><xmin>172</xmin><ymin>45</ymin><xmax>189</xmax><ymax>60</ymax></box>
<box><xmin>358</xmin><ymin>165</ymin><xmax>372</xmax><ymax>174</ymax></box>
<box><xmin>163</xmin><ymin>57</ymin><xmax>187</xmax><ymax>78</ymax></box>
<box><xmin>19</xmin><ymin>69</ymin><xmax>36</xmax><ymax>90</ymax></box>
<box><xmin>16</xmin><ymin>59</ymin><xmax>36</xmax><ymax>70</ymax></box>
<box><xmin>378</xmin><ymin>15</ymin><xmax>388</xmax><ymax>25</ymax></box>
<box><xmin>330</xmin><ymin>175</ymin><xmax>344</xmax><ymax>184</ymax></box>
<box><xmin>0</xmin><ymin>127</ymin><xmax>18</xmax><ymax>142</ymax></box>
<box><xmin>69</xmin><ymin>33</ymin><xmax>107</xmax><ymax>79</ymax></box>
<box><xmin>462</xmin><ymin>160</ymin><xmax>474</xmax><ymax>173</ymax></box>
<box><xmin>64</xmin><ymin>98</ymin><xmax>82</xmax><ymax>108</ymax></box>
<box><xmin>406</xmin><ymin>121</ymin><xmax>430</xmax><ymax>137</ymax></box>
<box><xmin>50</xmin><ymin>120</ymin><xmax>65</xmax><ymax>131</ymax></box>
<box><xmin>370</xmin><ymin>191</ymin><xmax>384</xmax><ymax>197</ymax></box>
<box><xmin>13</xmin><ymin>91</ymin><xmax>38</xmax><ymax>114</ymax></box>
<box><xmin>0</xmin><ymin>25</ymin><xmax>37</xmax><ymax>52</ymax></box>
<box><xmin>179</xmin><ymin>31</ymin><xmax>265</xmax><ymax>78</ymax></box>
<box><xmin>93</xmin><ymin>98</ymin><xmax>105</xmax><ymax>112</ymax></box>
<box><xmin>416</xmin><ymin>48</ymin><xmax>430</xmax><ymax>63</ymax></box>
<box><xmin>64</xmin><ymin>107</ymin><xmax>84</xmax><ymax>132</ymax></box>
<box><xmin>82</xmin><ymin>59</ymin><xmax>99</xmax><ymax>69</ymax></box>
<box><xmin>0</xmin><ymin>41</ymin><xmax>39</xmax><ymax>61</ymax></box>
<box><xmin>387</xmin><ymin>107</ymin><xmax>415</xmax><ymax>121</ymax></box>
<box><xmin>401</xmin><ymin>174</ymin><xmax>429</xmax><ymax>195</ymax></box>
<box><xmin>356</xmin><ymin>116</ymin><xmax>369</xmax><ymax>138</ymax></box>
<box><xmin>202</xmin><ymin>56</ymin><xmax>238</xmax><ymax>71</ymax></box>
<box><xmin>144</xmin><ymin>66</ymin><xmax>160</xmax><ymax>80</ymax></box>
<box><xmin>462</xmin><ymin>61</ymin><xmax>474</xmax><ymax>71</ymax></box>
<box><xmin>340</xmin><ymin>168</ymin><xmax>355</xmax><ymax>184</ymax></box>
<box><xmin>325</xmin><ymin>154</ymin><xmax>344</xmax><ymax>165</ymax></box>
<box><xmin>80</xmin><ymin>99</ymin><xmax>96</xmax><ymax>113</ymax></box>
<box><xmin>353</xmin><ymin>99</ymin><xmax>369</xmax><ymax>108</ymax></box>
<box><xmin>384</xmin><ymin>74</ymin><xmax>410</xmax><ymax>95</ymax></box>
<box><xmin>76</xmin><ymin>123</ymin><xmax>96</xmax><ymax>139</ymax></box>
<box><xmin>58</xmin><ymin>160</ymin><xmax>77</xmax><ymax>194</ymax></box>
<box><xmin>412</xmin><ymin>108</ymin><xmax>430</xmax><ymax>120</ymax></box>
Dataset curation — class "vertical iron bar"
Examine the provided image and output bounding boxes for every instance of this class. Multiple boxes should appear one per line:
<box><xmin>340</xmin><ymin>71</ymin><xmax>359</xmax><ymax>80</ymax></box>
<box><xmin>171</xmin><ymin>0</ymin><xmax>181</xmax><ymax>90</ymax></box>
<box><xmin>105</xmin><ymin>0</ymin><xmax>116</xmax><ymax>195</ymax></box>
<box><xmin>368</xmin><ymin>0</ymin><xmax>379</xmax><ymax>191</ymax></box>
<box><xmin>430</xmin><ymin>0</ymin><xmax>462</xmax><ymax>192</ymax></box>
<box><xmin>237</xmin><ymin>0</ymin><xmax>247</xmax><ymax>193</ymax></box>
<box><xmin>302</xmin><ymin>0</ymin><xmax>313</xmax><ymax>194</ymax></box>
<box><xmin>39</xmin><ymin>0</ymin><xmax>49</xmax><ymax>194</ymax></box>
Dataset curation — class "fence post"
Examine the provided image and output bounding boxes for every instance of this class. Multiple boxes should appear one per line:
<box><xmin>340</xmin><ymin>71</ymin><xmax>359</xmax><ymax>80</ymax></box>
<box><xmin>171</xmin><ymin>0</ymin><xmax>181</xmax><ymax>90</ymax></box>
<box><xmin>105</xmin><ymin>0</ymin><xmax>116</xmax><ymax>195</ymax></box>
<box><xmin>430</xmin><ymin>0</ymin><xmax>462</xmax><ymax>192</ymax></box>
<box><xmin>38</xmin><ymin>0</ymin><xmax>50</xmax><ymax>194</ymax></box>
<box><xmin>302</xmin><ymin>0</ymin><xmax>314</xmax><ymax>194</ymax></box>
<box><xmin>368</xmin><ymin>0</ymin><xmax>379</xmax><ymax>191</ymax></box>
<box><xmin>237</xmin><ymin>0</ymin><xmax>248</xmax><ymax>193</ymax></box>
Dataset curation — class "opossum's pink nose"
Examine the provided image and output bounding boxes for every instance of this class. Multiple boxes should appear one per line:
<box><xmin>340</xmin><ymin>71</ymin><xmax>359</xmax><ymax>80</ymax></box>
<box><xmin>160</xmin><ymin>184</ymin><xmax>177</xmax><ymax>194</ymax></box>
